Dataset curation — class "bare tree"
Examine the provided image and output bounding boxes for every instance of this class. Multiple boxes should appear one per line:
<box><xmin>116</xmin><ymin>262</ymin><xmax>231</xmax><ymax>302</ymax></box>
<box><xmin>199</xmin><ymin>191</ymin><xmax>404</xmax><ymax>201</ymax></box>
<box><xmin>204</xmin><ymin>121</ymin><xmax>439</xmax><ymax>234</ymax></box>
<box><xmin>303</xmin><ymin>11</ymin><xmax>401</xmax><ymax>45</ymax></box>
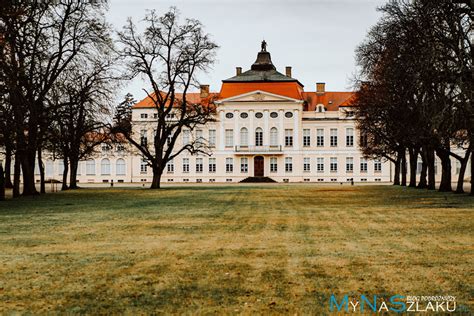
<box><xmin>114</xmin><ymin>8</ymin><xmax>218</xmax><ymax>189</ymax></box>
<box><xmin>0</xmin><ymin>0</ymin><xmax>111</xmax><ymax>196</ymax></box>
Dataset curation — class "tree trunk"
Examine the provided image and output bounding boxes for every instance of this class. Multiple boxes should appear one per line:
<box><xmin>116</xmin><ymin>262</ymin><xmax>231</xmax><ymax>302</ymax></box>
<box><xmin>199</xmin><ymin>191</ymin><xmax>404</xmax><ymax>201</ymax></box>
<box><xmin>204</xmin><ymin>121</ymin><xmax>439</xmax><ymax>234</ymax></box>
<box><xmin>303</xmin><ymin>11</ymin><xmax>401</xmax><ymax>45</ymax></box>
<box><xmin>37</xmin><ymin>149</ymin><xmax>46</xmax><ymax>194</ymax></box>
<box><xmin>453</xmin><ymin>149</ymin><xmax>471</xmax><ymax>194</ymax></box>
<box><xmin>436</xmin><ymin>148</ymin><xmax>452</xmax><ymax>192</ymax></box>
<box><xmin>401</xmin><ymin>149</ymin><xmax>407</xmax><ymax>186</ymax></box>
<box><xmin>150</xmin><ymin>166</ymin><xmax>163</xmax><ymax>189</ymax></box>
<box><xmin>418</xmin><ymin>148</ymin><xmax>427</xmax><ymax>189</ymax></box>
<box><xmin>20</xmin><ymin>149</ymin><xmax>38</xmax><ymax>196</ymax></box>
<box><xmin>61</xmin><ymin>157</ymin><xmax>69</xmax><ymax>191</ymax></box>
<box><xmin>470</xmin><ymin>149</ymin><xmax>473</xmax><ymax>196</ymax></box>
<box><xmin>408</xmin><ymin>147</ymin><xmax>419</xmax><ymax>187</ymax></box>
<box><xmin>13</xmin><ymin>153</ymin><xmax>21</xmax><ymax>198</ymax></box>
<box><xmin>0</xmin><ymin>164</ymin><xmax>5</xmax><ymax>201</ymax></box>
<box><xmin>69</xmin><ymin>158</ymin><xmax>79</xmax><ymax>190</ymax></box>
<box><xmin>4</xmin><ymin>147</ymin><xmax>13</xmax><ymax>189</ymax></box>
<box><xmin>393</xmin><ymin>155</ymin><xmax>401</xmax><ymax>186</ymax></box>
<box><xmin>426</xmin><ymin>147</ymin><xmax>436</xmax><ymax>190</ymax></box>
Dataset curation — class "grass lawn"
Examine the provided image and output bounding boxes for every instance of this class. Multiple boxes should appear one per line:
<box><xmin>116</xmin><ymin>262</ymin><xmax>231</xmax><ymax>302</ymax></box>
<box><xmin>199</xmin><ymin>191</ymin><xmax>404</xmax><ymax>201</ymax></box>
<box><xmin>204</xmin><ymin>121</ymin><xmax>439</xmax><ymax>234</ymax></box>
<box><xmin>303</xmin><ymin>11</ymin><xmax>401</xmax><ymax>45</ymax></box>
<box><xmin>0</xmin><ymin>185</ymin><xmax>472</xmax><ymax>314</ymax></box>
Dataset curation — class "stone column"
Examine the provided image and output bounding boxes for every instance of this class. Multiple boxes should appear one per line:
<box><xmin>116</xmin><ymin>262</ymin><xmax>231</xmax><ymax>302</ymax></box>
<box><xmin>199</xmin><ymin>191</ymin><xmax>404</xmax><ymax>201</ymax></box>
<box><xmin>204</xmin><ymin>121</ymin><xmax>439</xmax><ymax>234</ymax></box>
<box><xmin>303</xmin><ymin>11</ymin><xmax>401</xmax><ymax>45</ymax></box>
<box><xmin>234</xmin><ymin>109</ymin><xmax>239</xmax><ymax>148</ymax></box>
<box><xmin>263</xmin><ymin>109</ymin><xmax>269</xmax><ymax>146</ymax></box>
<box><xmin>293</xmin><ymin>109</ymin><xmax>299</xmax><ymax>149</ymax></box>
<box><xmin>279</xmin><ymin>109</ymin><xmax>284</xmax><ymax>146</ymax></box>
<box><xmin>219</xmin><ymin>110</ymin><xmax>225</xmax><ymax>151</ymax></box>
<box><xmin>249</xmin><ymin>110</ymin><xmax>255</xmax><ymax>146</ymax></box>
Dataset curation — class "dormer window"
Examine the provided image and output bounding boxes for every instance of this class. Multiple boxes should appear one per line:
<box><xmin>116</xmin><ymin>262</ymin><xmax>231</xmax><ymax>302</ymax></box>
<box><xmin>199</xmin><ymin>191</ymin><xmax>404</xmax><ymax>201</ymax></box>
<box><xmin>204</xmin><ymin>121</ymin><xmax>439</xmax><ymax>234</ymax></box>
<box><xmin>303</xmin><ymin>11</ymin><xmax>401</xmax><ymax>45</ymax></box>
<box><xmin>316</xmin><ymin>105</ymin><xmax>326</xmax><ymax>113</ymax></box>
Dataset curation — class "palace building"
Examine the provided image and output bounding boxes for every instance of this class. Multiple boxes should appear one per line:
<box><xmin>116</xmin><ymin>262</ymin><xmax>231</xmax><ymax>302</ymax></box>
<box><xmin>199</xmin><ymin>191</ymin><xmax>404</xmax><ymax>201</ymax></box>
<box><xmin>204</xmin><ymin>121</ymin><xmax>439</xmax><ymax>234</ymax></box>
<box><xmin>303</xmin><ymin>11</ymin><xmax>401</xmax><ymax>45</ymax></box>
<box><xmin>16</xmin><ymin>43</ymin><xmax>429</xmax><ymax>184</ymax></box>
<box><xmin>96</xmin><ymin>43</ymin><xmax>391</xmax><ymax>184</ymax></box>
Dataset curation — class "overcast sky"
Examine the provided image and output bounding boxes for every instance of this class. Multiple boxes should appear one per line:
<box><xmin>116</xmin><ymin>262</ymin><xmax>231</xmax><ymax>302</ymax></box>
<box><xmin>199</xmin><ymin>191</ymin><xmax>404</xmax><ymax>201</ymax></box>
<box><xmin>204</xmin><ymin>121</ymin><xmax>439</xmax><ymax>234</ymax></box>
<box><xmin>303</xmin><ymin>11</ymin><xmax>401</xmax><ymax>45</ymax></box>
<box><xmin>107</xmin><ymin>0</ymin><xmax>387</xmax><ymax>102</ymax></box>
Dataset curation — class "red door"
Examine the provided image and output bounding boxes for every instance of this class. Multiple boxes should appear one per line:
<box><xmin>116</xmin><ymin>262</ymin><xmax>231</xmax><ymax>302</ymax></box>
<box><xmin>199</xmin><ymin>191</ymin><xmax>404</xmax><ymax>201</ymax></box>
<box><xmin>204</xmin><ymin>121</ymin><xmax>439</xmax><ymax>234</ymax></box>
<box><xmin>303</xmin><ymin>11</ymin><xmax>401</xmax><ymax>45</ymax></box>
<box><xmin>254</xmin><ymin>156</ymin><xmax>264</xmax><ymax>177</ymax></box>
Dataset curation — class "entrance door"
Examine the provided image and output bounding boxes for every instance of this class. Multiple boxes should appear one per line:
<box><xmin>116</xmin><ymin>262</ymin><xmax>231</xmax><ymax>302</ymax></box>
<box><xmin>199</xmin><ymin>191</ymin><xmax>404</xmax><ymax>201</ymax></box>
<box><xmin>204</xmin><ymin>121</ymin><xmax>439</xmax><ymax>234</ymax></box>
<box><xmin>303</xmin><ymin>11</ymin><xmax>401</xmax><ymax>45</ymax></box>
<box><xmin>254</xmin><ymin>156</ymin><xmax>264</xmax><ymax>177</ymax></box>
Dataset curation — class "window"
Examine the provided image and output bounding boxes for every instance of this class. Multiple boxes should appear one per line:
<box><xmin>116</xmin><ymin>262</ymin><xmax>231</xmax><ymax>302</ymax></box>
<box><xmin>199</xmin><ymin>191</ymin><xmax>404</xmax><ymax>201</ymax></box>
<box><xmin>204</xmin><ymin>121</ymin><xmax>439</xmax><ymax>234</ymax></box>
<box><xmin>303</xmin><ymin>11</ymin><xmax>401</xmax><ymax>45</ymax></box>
<box><xmin>285</xmin><ymin>112</ymin><xmax>293</xmax><ymax>118</ymax></box>
<box><xmin>154</xmin><ymin>113</ymin><xmax>159</xmax><ymax>119</ymax></box>
<box><xmin>455</xmin><ymin>161</ymin><xmax>461</xmax><ymax>175</ymax></box>
<box><xmin>140</xmin><ymin>113</ymin><xmax>148</xmax><ymax>119</ymax></box>
<box><xmin>167</xmin><ymin>159</ymin><xmax>174</xmax><ymax>173</ymax></box>
<box><xmin>346</xmin><ymin>128</ymin><xmax>354</xmax><ymax>147</ymax></box>
<box><xmin>255</xmin><ymin>128</ymin><xmax>263</xmax><ymax>146</ymax></box>
<box><xmin>140</xmin><ymin>129</ymin><xmax>147</xmax><ymax>147</ymax></box>
<box><xmin>101</xmin><ymin>158</ymin><xmax>110</xmax><ymax>175</ymax></box>
<box><xmin>330</xmin><ymin>157</ymin><xmax>338</xmax><ymax>172</ymax></box>
<box><xmin>317</xmin><ymin>157</ymin><xmax>324</xmax><ymax>172</ymax></box>
<box><xmin>255</xmin><ymin>112</ymin><xmax>263</xmax><ymax>119</ymax></box>
<box><xmin>285</xmin><ymin>129</ymin><xmax>293</xmax><ymax>147</ymax></box>
<box><xmin>270</xmin><ymin>157</ymin><xmax>278</xmax><ymax>172</ymax></box>
<box><xmin>374</xmin><ymin>159</ymin><xmax>382</xmax><ymax>173</ymax></box>
<box><xmin>86</xmin><ymin>160</ymin><xmax>95</xmax><ymax>175</ymax></box>
<box><xmin>240</xmin><ymin>112</ymin><xmax>248</xmax><ymax>119</ymax></box>
<box><xmin>240</xmin><ymin>157</ymin><xmax>248</xmax><ymax>173</ymax></box>
<box><xmin>102</xmin><ymin>144</ymin><xmax>111</xmax><ymax>153</ymax></box>
<box><xmin>317</xmin><ymin>129</ymin><xmax>324</xmax><ymax>147</ymax></box>
<box><xmin>183</xmin><ymin>130</ymin><xmax>190</xmax><ymax>145</ymax></box>
<box><xmin>270</xmin><ymin>112</ymin><xmax>278</xmax><ymax>118</ymax></box>
<box><xmin>317</xmin><ymin>105</ymin><xmax>325</xmax><ymax>113</ymax></box>
<box><xmin>225</xmin><ymin>129</ymin><xmax>233</xmax><ymax>147</ymax></box>
<box><xmin>209</xmin><ymin>129</ymin><xmax>216</xmax><ymax>147</ymax></box>
<box><xmin>285</xmin><ymin>157</ymin><xmax>293</xmax><ymax>172</ymax></box>
<box><xmin>117</xmin><ymin>144</ymin><xmax>125</xmax><ymax>152</ymax></box>
<box><xmin>58</xmin><ymin>160</ymin><xmax>64</xmax><ymax>175</ymax></box>
<box><xmin>116</xmin><ymin>159</ymin><xmax>126</xmax><ymax>176</ymax></box>
<box><xmin>303</xmin><ymin>129</ymin><xmax>311</xmax><ymax>147</ymax></box>
<box><xmin>360</xmin><ymin>133</ymin><xmax>368</xmax><ymax>148</ymax></box>
<box><xmin>303</xmin><ymin>157</ymin><xmax>310</xmax><ymax>172</ymax></box>
<box><xmin>196</xmin><ymin>158</ymin><xmax>203</xmax><ymax>173</ymax></box>
<box><xmin>182</xmin><ymin>158</ymin><xmax>190</xmax><ymax>173</ymax></box>
<box><xmin>196</xmin><ymin>129</ymin><xmax>203</xmax><ymax>144</ymax></box>
<box><xmin>346</xmin><ymin>157</ymin><xmax>354</xmax><ymax>172</ymax></box>
<box><xmin>209</xmin><ymin>158</ymin><xmax>216</xmax><ymax>173</ymax></box>
<box><xmin>270</xmin><ymin>127</ymin><xmax>278</xmax><ymax>146</ymax></box>
<box><xmin>226</xmin><ymin>158</ymin><xmax>233</xmax><ymax>173</ymax></box>
<box><xmin>167</xmin><ymin>134</ymin><xmax>173</xmax><ymax>146</ymax></box>
<box><xmin>330</xmin><ymin>129</ymin><xmax>338</xmax><ymax>147</ymax></box>
<box><xmin>140</xmin><ymin>158</ymin><xmax>147</xmax><ymax>174</ymax></box>
<box><xmin>226</xmin><ymin>112</ymin><xmax>234</xmax><ymax>119</ymax></box>
<box><xmin>240</xmin><ymin>127</ymin><xmax>248</xmax><ymax>146</ymax></box>
<box><xmin>360</xmin><ymin>158</ymin><xmax>368</xmax><ymax>172</ymax></box>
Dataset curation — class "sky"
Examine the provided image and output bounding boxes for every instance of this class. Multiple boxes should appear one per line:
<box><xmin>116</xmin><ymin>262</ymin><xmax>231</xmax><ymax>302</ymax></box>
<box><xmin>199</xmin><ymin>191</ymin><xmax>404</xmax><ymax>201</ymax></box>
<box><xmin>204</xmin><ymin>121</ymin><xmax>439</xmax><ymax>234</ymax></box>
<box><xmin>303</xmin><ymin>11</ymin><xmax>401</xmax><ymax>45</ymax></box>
<box><xmin>106</xmin><ymin>0</ymin><xmax>387</xmax><ymax>102</ymax></box>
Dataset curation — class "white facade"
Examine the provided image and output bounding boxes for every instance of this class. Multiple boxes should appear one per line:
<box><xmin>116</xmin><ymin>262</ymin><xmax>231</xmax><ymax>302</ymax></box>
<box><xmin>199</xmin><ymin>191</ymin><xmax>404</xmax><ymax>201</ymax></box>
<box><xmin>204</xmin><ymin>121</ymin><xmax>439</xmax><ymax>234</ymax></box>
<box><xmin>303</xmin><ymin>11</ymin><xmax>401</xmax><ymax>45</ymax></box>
<box><xmin>126</xmin><ymin>90</ymin><xmax>391</xmax><ymax>184</ymax></box>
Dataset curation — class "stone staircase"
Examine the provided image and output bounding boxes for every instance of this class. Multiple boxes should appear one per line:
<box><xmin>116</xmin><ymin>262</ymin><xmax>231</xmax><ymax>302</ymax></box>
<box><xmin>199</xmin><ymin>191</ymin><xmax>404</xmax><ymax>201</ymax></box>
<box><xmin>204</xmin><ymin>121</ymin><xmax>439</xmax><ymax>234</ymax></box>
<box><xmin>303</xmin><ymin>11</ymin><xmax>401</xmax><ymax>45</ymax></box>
<box><xmin>240</xmin><ymin>176</ymin><xmax>277</xmax><ymax>183</ymax></box>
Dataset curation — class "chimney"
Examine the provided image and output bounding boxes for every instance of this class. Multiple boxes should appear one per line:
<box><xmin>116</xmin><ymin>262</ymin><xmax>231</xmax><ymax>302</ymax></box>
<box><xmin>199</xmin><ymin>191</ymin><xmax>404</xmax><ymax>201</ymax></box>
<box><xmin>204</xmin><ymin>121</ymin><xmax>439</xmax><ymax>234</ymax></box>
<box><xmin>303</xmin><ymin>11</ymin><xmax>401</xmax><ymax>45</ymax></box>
<box><xmin>316</xmin><ymin>82</ymin><xmax>326</xmax><ymax>94</ymax></box>
<box><xmin>285</xmin><ymin>66</ymin><xmax>292</xmax><ymax>77</ymax></box>
<box><xmin>236</xmin><ymin>67</ymin><xmax>242</xmax><ymax>75</ymax></box>
<box><xmin>200</xmin><ymin>84</ymin><xmax>209</xmax><ymax>98</ymax></box>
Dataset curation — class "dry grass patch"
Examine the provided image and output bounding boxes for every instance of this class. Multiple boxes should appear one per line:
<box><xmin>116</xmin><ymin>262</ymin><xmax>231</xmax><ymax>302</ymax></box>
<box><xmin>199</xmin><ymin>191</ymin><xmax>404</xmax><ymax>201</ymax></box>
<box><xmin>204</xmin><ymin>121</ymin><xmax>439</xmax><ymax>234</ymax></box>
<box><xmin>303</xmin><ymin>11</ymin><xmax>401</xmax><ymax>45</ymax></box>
<box><xmin>0</xmin><ymin>185</ymin><xmax>472</xmax><ymax>314</ymax></box>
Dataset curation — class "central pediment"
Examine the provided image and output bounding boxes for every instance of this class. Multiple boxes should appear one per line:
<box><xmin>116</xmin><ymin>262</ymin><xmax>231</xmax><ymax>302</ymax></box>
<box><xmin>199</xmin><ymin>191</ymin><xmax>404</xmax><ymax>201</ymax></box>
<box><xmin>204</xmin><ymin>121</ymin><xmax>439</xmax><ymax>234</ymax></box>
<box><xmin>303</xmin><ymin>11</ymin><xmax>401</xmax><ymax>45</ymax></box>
<box><xmin>217</xmin><ymin>90</ymin><xmax>302</xmax><ymax>103</ymax></box>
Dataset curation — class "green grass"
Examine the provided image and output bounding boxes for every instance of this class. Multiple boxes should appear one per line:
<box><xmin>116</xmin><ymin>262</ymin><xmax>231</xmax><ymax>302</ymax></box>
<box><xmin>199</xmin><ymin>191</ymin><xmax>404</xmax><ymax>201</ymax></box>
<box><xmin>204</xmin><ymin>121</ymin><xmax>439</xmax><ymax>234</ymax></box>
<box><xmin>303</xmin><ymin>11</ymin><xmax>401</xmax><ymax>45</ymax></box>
<box><xmin>0</xmin><ymin>185</ymin><xmax>472</xmax><ymax>314</ymax></box>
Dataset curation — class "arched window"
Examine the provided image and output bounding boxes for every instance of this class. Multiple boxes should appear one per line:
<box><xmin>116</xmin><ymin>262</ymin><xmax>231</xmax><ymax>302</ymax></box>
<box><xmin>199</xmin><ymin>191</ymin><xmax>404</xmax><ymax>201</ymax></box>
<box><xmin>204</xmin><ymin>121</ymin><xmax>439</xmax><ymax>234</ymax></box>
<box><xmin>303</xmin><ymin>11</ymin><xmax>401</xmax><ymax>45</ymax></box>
<box><xmin>116</xmin><ymin>159</ymin><xmax>126</xmax><ymax>176</ymax></box>
<box><xmin>255</xmin><ymin>127</ymin><xmax>263</xmax><ymax>146</ymax></box>
<box><xmin>86</xmin><ymin>160</ymin><xmax>95</xmax><ymax>175</ymax></box>
<box><xmin>101</xmin><ymin>158</ymin><xmax>110</xmax><ymax>175</ymax></box>
<box><xmin>240</xmin><ymin>127</ymin><xmax>248</xmax><ymax>147</ymax></box>
<box><xmin>270</xmin><ymin>127</ymin><xmax>278</xmax><ymax>146</ymax></box>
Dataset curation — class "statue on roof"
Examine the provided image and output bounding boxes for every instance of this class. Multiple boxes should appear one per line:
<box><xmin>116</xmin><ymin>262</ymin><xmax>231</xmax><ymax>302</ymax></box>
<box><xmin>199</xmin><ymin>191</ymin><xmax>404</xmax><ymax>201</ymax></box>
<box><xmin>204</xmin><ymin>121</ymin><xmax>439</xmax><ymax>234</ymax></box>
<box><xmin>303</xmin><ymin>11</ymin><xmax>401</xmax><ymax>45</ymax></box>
<box><xmin>261</xmin><ymin>40</ymin><xmax>267</xmax><ymax>52</ymax></box>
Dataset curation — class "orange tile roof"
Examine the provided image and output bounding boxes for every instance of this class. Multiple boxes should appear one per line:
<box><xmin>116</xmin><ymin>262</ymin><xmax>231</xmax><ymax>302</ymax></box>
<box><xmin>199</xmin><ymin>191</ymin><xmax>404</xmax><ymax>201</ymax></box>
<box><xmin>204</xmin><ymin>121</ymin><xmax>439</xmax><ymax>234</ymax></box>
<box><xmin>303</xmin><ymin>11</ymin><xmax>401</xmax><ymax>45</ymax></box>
<box><xmin>133</xmin><ymin>92</ymin><xmax>219</xmax><ymax>108</ymax></box>
<box><xmin>133</xmin><ymin>88</ymin><xmax>355</xmax><ymax>112</ymax></box>
<box><xmin>219</xmin><ymin>82</ymin><xmax>304</xmax><ymax>100</ymax></box>
<box><xmin>302</xmin><ymin>91</ymin><xmax>354</xmax><ymax>111</ymax></box>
